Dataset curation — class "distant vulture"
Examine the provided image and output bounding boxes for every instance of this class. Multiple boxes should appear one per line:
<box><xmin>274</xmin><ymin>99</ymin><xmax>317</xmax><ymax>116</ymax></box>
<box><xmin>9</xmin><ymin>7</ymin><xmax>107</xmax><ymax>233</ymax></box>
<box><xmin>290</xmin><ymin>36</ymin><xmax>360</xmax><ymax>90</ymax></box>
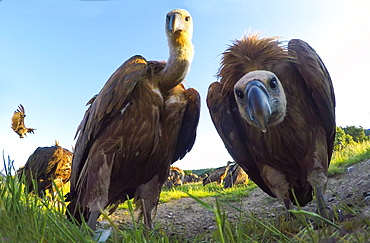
<box><xmin>184</xmin><ymin>173</ymin><xmax>200</xmax><ymax>184</ymax></box>
<box><xmin>67</xmin><ymin>9</ymin><xmax>200</xmax><ymax>230</ymax></box>
<box><xmin>207</xmin><ymin>34</ymin><xmax>335</xmax><ymax>218</ymax></box>
<box><xmin>20</xmin><ymin>141</ymin><xmax>72</xmax><ymax>197</ymax></box>
<box><xmin>163</xmin><ymin>166</ymin><xmax>185</xmax><ymax>188</ymax></box>
<box><xmin>223</xmin><ymin>162</ymin><xmax>249</xmax><ymax>188</ymax></box>
<box><xmin>202</xmin><ymin>166</ymin><xmax>228</xmax><ymax>186</ymax></box>
<box><xmin>11</xmin><ymin>104</ymin><xmax>36</xmax><ymax>138</ymax></box>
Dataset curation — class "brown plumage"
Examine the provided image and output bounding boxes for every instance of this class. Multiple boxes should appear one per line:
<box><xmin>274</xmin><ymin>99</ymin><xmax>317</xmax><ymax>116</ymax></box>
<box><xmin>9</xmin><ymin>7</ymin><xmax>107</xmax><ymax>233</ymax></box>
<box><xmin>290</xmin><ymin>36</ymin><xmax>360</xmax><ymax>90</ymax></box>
<box><xmin>11</xmin><ymin>104</ymin><xmax>35</xmax><ymax>138</ymax></box>
<box><xmin>207</xmin><ymin>34</ymin><xmax>335</xmax><ymax>217</ymax></box>
<box><xmin>163</xmin><ymin>166</ymin><xmax>185</xmax><ymax>188</ymax></box>
<box><xmin>202</xmin><ymin>166</ymin><xmax>228</xmax><ymax>186</ymax></box>
<box><xmin>223</xmin><ymin>162</ymin><xmax>249</xmax><ymax>188</ymax></box>
<box><xmin>184</xmin><ymin>173</ymin><xmax>200</xmax><ymax>184</ymax></box>
<box><xmin>67</xmin><ymin>9</ymin><xmax>200</xmax><ymax>230</ymax></box>
<box><xmin>20</xmin><ymin>141</ymin><xmax>72</xmax><ymax>197</ymax></box>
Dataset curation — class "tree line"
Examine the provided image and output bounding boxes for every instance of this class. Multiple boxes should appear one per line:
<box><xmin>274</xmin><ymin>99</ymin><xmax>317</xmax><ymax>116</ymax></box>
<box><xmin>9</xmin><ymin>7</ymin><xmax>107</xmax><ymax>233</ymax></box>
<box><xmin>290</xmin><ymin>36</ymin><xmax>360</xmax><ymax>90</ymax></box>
<box><xmin>335</xmin><ymin>125</ymin><xmax>369</xmax><ymax>150</ymax></box>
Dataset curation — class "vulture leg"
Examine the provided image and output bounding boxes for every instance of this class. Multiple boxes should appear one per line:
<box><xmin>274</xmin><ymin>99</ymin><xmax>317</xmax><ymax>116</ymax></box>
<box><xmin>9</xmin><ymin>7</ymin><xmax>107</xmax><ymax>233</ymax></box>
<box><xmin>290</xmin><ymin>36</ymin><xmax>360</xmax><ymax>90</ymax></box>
<box><xmin>87</xmin><ymin>211</ymin><xmax>100</xmax><ymax>231</ymax></box>
<box><xmin>310</xmin><ymin>179</ymin><xmax>343</xmax><ymax>226</ymax></box>
<box><xmin>261</xmin><ymin>165</ymin><xmax>291</xmax><ymax>208</ymax></box>
<box><xmin>283</xmin><ymin>198</ymin><xmax>292</xmax><ymax>211</ymax></box>
<box><xmin>315</xmin><ymin>185</ymin><xmax>332</xmax><ymax>220</ymax></box>
<box><xmin>134</xmin><ymin>175</ymin><xmax>161</xmax><ymax>228</ymax></box>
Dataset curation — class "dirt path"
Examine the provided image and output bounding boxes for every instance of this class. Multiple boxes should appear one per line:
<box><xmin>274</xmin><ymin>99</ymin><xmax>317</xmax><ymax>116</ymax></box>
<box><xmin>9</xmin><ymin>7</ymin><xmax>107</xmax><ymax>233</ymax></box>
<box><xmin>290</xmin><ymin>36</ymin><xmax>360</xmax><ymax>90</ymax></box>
<box><xmin>99</xmin><ymin>159</ymin><xmax>370</xmax><ymax>239</ymax></box>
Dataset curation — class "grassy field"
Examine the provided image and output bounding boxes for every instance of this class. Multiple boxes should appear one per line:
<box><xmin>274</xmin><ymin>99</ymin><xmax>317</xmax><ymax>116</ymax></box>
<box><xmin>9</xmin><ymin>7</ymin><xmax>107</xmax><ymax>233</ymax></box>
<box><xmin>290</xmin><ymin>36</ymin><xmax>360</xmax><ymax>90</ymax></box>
<box><xmin>1</xmin><ymin>141</ymin><xmax>370</xmax><ymax>242</ymax></box>
<box><xmin>329</xmin><ymin>141</ymin><xmax>370</xmax><ymax>176</ymax></box>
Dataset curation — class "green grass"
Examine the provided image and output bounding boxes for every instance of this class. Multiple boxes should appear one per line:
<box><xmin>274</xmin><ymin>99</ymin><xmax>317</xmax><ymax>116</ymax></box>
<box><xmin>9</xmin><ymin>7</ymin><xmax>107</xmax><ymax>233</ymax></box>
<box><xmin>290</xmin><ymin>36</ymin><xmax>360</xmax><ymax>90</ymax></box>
<box><xmin>329</xmin><ymin>140</ymin><xmax>370</xmax><ymax>176</ymax></box>
<box><xmin>1</xmin><ymin>140</ymin><xmax>370</xmax><ymax>242</ymax></box>
<box><xmin>0</xmin><ymin>167</ymin><xmax>94</xmax><ymax>242</ymax></box>
<box><xmin>160</xmin><ymin>181</ymin><xmax>256</xmax><ymax>203</ymax></box>
<box><xmin>0</xmin><ymin>157</ymin><xmax>175</xmax><ymax>243</ymax></box>
<box><xmin>117</xmin><ymin>181</ymin><xmax>256</xmax><ymax>210</ymax></box>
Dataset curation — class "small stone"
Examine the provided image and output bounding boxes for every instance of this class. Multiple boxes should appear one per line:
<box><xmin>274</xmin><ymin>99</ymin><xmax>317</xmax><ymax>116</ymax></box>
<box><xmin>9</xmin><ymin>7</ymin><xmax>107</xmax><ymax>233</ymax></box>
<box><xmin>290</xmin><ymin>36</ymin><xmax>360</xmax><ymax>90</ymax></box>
<box><xmin>327</xmin><ymin>197</ymin><xmax>335</xmax><ymax>202</ymax></box>
<box><xmin>364</xmin><ymin>196</ymin><xmax>370</xmax><ymax>205</ymax></box>
<box><xmin>208</xmin><ymin>225</ymin><xmax>217</xmax><ymax>230</ymax></box>
<box><xmin>347</xmin><ymin>166</ymin><xmax>358</xmax><ymax>174</ymax></box>
<box><xmin>273</xmin><ymin>205</ymin><xmax>285</xmax><ymax>211</ymax></box>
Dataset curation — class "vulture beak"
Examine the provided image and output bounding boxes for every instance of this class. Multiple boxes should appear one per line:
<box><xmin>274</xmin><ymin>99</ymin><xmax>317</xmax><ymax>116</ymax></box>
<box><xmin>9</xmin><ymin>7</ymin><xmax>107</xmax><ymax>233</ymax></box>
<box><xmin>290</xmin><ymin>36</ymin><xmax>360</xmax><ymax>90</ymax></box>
<box><xmin>169</xmin><ymin>12</ymin><xmax>183</xmax><ymax>33</ymax></box>
<box><xmin>246</xmin><ymin>81</ymin><xmax>272</xmax><ymax>133</ymax></box>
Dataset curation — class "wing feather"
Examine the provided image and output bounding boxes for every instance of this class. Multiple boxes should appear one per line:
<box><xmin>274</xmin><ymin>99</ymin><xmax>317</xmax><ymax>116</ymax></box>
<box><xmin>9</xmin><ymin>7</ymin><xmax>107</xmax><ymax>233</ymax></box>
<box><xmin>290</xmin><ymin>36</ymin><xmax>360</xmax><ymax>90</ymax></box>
<box><xmin>11</xmin><ymin>104</ymin><xmax>30</xmax><ymax>137</ymax></box>
<box><xmin>288</xmin><ymin>39</ymin><xmax>336</xmax><ymax>160</ymax></box>
<box><xmin>172</xmin><ymin>87</ymin><xmax>200</xmax><ymax>162</ymax></box>
<box><xmin>71</xmin><ymin>55</ymin><xmax>149</xmax><ymax>189</ymax></box>
<box><xmin>11</xmin><ymin>112</ymin><xmax>24</xmax><ymax>131</ymax></box>
<box><xmin>12</xmin><ymin>105</ymin><xmax>25</xmax><ymax>128</ymax></box>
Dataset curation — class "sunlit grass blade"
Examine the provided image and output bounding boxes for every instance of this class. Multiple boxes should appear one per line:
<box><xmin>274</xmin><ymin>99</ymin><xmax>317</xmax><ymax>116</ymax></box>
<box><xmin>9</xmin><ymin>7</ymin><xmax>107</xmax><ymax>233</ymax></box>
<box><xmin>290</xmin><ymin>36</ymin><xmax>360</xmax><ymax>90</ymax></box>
<box><xmin>288</xmin><ymin>210</ymin><xmax>340</xmax><ymax>229</ymax></box>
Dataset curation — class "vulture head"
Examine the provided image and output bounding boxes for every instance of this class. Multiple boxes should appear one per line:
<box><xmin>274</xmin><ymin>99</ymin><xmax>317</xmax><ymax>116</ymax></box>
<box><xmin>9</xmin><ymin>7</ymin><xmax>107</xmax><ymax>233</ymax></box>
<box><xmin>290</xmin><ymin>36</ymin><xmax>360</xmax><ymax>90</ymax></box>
<box><xmin>166</xmin><ymin>9</ymin><xmax>193</xmax><ymax>41</ymax></box>
<box><xmin>234</xmin><ymin>70</ymin><xmax>287</xmax><ymax>132</ymax></box>
<box><xmin>165</xmin><ymin>9</ymin><xmax>194</xmax><ymax>63</ymax></box>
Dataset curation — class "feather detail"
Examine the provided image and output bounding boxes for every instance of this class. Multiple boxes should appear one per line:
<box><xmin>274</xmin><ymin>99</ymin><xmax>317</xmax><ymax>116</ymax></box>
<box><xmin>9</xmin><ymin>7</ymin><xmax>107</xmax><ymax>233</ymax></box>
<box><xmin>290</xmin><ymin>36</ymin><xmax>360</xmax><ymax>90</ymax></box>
<box><xmin>208</xmin><ymin>33</ymin><xmax>335</xmax><ymax>210</ymax></box>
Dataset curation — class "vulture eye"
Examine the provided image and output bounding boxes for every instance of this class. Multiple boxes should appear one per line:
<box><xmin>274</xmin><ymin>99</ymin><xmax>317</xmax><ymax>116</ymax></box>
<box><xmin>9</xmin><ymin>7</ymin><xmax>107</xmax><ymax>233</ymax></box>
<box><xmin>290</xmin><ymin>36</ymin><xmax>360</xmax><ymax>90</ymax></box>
<box><xmin>269</xmin><ymin>77</ymin><xmax>278</xmax><ymax>90</ymax></box>
<box><xmin>185</xmin><ymin>16</ymin><xmax>190</xmax><ymax>22</ymax></box>
<box><xmin>236</xmin><ymin>90</ymin><xmax>244</xmax><ymax>100</ymax></box>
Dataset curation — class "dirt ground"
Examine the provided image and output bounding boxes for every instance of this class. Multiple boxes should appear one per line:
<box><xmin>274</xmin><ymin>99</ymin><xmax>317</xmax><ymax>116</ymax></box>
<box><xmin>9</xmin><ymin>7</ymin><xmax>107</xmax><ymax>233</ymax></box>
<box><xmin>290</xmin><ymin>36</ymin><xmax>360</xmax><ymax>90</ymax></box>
<box><xmin>98</xmin><ymin>159</ymin><xmax>370</xmax><ymax>239</ymax></box>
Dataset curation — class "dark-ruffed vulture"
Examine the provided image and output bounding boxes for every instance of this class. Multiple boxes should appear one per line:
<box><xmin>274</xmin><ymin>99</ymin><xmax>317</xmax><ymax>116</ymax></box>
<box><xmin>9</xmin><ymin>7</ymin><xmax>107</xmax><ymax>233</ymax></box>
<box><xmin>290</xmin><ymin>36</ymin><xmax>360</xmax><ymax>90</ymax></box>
<box><xmin>11</xmin><ymin>104</ymin><xmax>36</xmax><ymax>138</ymax></box>
<box><xmin>207</xmin><ymin>34</ymin><xmax>335</xmax><ymax>218</ymax></box>
<box><xmin>67</xmin><ymin>9</ymin><xmax>200</xmax><ymax>230</ymax></box>
<box><xmin>20</xmin><ymin>141</ymin><xmax>72</xmax><ymax>197</ymax></box>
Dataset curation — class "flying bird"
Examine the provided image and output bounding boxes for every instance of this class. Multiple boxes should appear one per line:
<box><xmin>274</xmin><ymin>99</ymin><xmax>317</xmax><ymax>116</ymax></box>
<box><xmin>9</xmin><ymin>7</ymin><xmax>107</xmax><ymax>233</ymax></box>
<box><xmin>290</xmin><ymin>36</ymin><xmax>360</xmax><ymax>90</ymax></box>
<box><xmin>207</xmin><ymin>34</ymin><xmax>335</xmax><ymax>219</ymax></box>
<box><xmin>19</xmin><ymin>141</ymin><xmax>73</xmax><ymax>197</ymax></box>
<box><xmin>67</xmin><ymin>9</ymin><xmax>200</xmax><ymax>230</ymax></box>
<box><xmin>11</xmin><ymin>104</ymin><xmax>36</xmax><ymax>138</ymax></box>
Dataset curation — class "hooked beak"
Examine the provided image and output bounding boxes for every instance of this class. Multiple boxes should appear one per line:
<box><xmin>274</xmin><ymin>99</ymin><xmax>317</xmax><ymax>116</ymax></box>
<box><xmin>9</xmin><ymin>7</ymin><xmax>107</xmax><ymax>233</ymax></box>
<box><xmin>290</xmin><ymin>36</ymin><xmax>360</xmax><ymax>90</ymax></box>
<box><xmin>246</xmin><ymin>81</ymin><xmax>272</xmax><ymax>133</ymax></box>
<box><xmin>169</xmin><ymin>12</ymin><xmax>182</xmax><ymax>33</ymax></box>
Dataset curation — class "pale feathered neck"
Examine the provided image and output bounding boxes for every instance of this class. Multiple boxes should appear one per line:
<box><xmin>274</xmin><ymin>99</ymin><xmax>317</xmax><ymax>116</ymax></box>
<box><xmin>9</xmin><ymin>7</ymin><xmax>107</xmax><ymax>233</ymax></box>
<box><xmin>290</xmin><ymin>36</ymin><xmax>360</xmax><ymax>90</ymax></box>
<box><xmin>159</xmin><ymin>33</ymin><xmax>194</xmax><ymax>92</ymax></box>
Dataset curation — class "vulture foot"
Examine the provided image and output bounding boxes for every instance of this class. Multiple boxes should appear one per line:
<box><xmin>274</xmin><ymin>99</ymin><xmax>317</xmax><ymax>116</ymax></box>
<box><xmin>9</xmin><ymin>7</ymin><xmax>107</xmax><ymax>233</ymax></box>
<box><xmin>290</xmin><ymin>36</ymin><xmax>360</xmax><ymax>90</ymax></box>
<box><xmin>312</xmin><ymin>186</ymin><xmax>344</xmax><ymax>227</ymax></box>
<box><xmin>312</xmin><ymin>206</ymin><xmax>344</xmax><ymax>229</ymax></box>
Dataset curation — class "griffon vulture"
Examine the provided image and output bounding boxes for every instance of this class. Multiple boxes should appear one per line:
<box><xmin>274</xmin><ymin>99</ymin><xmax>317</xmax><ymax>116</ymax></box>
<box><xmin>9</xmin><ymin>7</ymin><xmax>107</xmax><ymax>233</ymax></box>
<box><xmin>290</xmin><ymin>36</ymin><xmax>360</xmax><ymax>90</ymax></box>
<box><xmin>207</xmin><ymin>34</ymin><xmax>335</xmax><ymax>218</ymax></box>
<box><xmin>67</xmin><ymin>9</ymin><xmax>200</xmax><ymax>230</ymax></box>
<box><xmin>202</xmin><ymin>165</ymin><xmax>228</xmax><ymax>186</ymax></box>
<box><xmin>11</xmin><ymin>104</ymin><xmax>36</xmax><ymax>138</ymax></box>
<box><xmin>20</xmin><ymin>141</ymin><xmax>72</xmax><ymax>197</ymax></box>
<box><xmin>163</xmin><ymin>166</ymin><xmax>185</xmax><ymax>188</ymax></box>
<box><xmin>224</xmin><ymin>162</ymin><xmax>249</xmax><ymax>189</ymax></box>
<box><xmin>184</xmin><ymin>173</ymin><xmax>200</xmax><ymax>184</ymax></box>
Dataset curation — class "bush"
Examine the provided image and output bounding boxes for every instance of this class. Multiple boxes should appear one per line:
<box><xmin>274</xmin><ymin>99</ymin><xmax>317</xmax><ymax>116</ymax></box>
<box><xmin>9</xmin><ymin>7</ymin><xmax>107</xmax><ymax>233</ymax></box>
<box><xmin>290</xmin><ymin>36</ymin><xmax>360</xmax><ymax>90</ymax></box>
<box><xmin>342</xmin><ymin>125</ymin><xmax>368</xmax><ymax>143</ymax></box>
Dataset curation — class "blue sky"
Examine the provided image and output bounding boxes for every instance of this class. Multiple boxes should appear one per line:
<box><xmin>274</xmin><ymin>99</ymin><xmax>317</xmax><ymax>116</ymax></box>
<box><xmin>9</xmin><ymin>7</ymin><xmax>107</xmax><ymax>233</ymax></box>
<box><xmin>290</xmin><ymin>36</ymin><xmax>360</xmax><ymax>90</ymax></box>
<box><xmin>1</xmin><ymin>0</ymin><xmax>369</xmax><ymax>171</ymax></box>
